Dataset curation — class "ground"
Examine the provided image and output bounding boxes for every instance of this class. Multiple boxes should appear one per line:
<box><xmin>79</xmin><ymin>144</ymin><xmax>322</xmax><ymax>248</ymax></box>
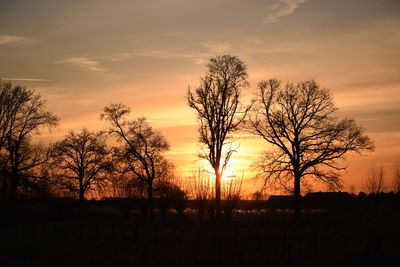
<box><xmin>1</xmin><ymin>207</ymin><xmax>399</xmax><ymax>266</ymax></box>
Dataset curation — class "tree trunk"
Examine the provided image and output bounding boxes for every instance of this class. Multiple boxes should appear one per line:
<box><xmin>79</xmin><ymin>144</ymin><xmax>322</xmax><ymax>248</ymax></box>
<box><xmin>79</xmin><ymin>190</ymin><xmax>84</xmax><ymax>202</ymax></box>
<box><xmin>8</xmin><ymin>169</ymin><xmax>18</xmax><ymax>201</ymax></box>
<box><xmin>215</xmin><ymin>169</ymin><xmax>222</xmax><ymax>221</ymax></box>
<box><xmin>79</xmin><ymin>179</ymin><xmax>84</xmax><ymax>201</ymax></box>
<box><xmin>8</xmin><ymin>150</ymin><xmax>20</xmax><ymax>202</ymax></box>
<box><xmin>7</xmin><ymin>167</ymin><xmax>19</xmax><ymax>216</ymax></box>
<box><xmin>148</xmin><ymin>182</ymin><xmax>154</xmax><ymax>220</ymax></box>
<box><xmin>293</xmin><ymin>174</ymin><xmax>302</xmax><ymax>222</ymax></box>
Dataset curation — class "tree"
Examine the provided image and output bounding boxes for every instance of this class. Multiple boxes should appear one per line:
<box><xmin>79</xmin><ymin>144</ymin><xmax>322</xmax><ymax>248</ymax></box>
<box><xmin>52</xmin><ymin>129</ymin><xmax>112</xmax><ymax>201</ymax></box>
<box><xmin>348</xmin><ymin>184</ymin><xmax>357</xmax><ymax>195</ymax></box>
<box><xmin>101</xmin><ymin>103</ymin><xmax>171</xmax><ymax>219</ymax></box>
<box><xmin>188</xmin><ymin>169</ymin><xmax>214</xmax><ymax>221</ymax></box>
<box><xmin>154</xmin><ymin>175</ymin><xmax>187</xmax><ymax>219</ymax></box>
<box><xmin>363</xmin><ymin>165</ymin><xmax>385</xmax><ymax>194</ymax></box>
<box><xmin>7</xmin><ymin>140</ymin><xmax>53</xmax><ymax>198</ymax></box>
<box><xmin>247</xmin><ymin>79</ymin><xmax>374</xmax><ymax>220</ymax></box>
<box><xmin>0</xmin><ymin>81</ymin><xmax>31</xmax><ymax>150</ymax></box>
<box><xmin>0</xmin><ymin>80</ymin><xmax>58</xmax><ymax>200</ymax></box>
<box><xmin>392</xmin><ymin>162</ymin><xmax>400</xmax><ymax>194</ymax></box>
<box><xmin>221</xmin><ymin>175</ymin><xmax>243</xmax><ymax>221</ymax></box>
<box><xmin>187</xmin><ymin>55</ymin><xmax>250</xmax><ymax>219</ymax></box>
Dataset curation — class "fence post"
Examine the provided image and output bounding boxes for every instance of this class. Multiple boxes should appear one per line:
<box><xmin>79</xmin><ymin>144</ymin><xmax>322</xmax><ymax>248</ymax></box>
<box><xmin>154</xmin><ymin>226</ymin><xmax>158</xmax><ymax>243</ymax></box>
<box><xmin>282</xmin><ymin>231</ymin><xmax>288</xmax><ymax>255</ymax></box>
<box><xmin>133</xmin><ymin>226</ymin><xmax>138</xmax><ymax>244</ymax></box>
<box><xmin>312</xmin><ymin>229</ymin><xmax>319</xmax><ymax>253</ymax></box>
<box><xmin>32</xmin><ymin>224</ymin><xmax>36</xmax><ymax>239</ymax></box>
<box><xmin>111</xmin><ymin>224</ymin><xmax>115</xmax><ymax>240</ymax></box>
<box><xmin>213</xmin><ymin>226</ymin><xmax>217</xmax><ymax>246</ymax></box>
<box><xmin>79</xmin><ymin>224</ymin><xmax>84</xmax><ymax>240</ymax></box>
<box><xmin>143</xmin><ymin>246</ymin><xmax>149</xmax><ymax>267</ymax></box>
<box><xmin>344</xmin><ymin>232</ymin><xmax>349</xmax><ymax>249</ymax></box>
<box><xmin>42</xmin><ymin>223</ymin><xmax>46</xmax><ymax>238</ymax></box>
<box><xmin>218</xmin><ymin>245</ymin><xmax>223</xmax><ymax>267</ymax></box>
<box><xmin>365</xmin><ymin>244</ymin><xmax>371</xmax><ymax>267</ymax></box>
<box><xmin>179</xmin><ymin>224</ymin><xmax>183</xmax><ymax>243</ymax></box>
<box><xmin>62</xmin><ymin>224</ymin><xmax>66</xmax><ymax>239</ymax></box>
<box><xmin>122</xmin><ymin>224</ymin><xmax>126</xmax><ymax>243</ymax></box>
<box><xmin>287</xmin><ymin>244</ymin><xmax>292</xmax><ymax>267</ymax></box>
<box><xmin>95</xmin><ymin>224</ymin><xmax>99</xmax><ymax>242</ymax></box>
<box><xmin>373</xmin><ymin>232</ymin><xmax>381</xmax><ymax>267</ymax></box>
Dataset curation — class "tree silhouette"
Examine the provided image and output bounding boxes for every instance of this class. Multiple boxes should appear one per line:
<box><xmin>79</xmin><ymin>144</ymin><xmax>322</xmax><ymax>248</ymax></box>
<box><xmin>221</xmin><ymin>175</ymin><xmax>242</xmax><ymax>221</ymax></box>
<box><xmin>6</xmin><ymin>140</ymin><xmax>52</xmax><ymax>198</ymax></box>
<box><xmin>363</xmin><ymin>165</ymin><xmax>385</xmax><ymax>194</ymax></box>
<box><xmin>187</xmin><ymin>55</ymin><xmax>250</xmax><ymax>219</ymax></box>
<box><xmin>0</xmin><ymin>81</ymin><xmax>31</xmax><ymax>151</ymax></box>
<box><xmin>101</xmin><ymin>103</ymin><xmax>171</xmax><ymax>220</ymax></box>
<box><xmin>247</xmin><ymin>79</ymin><xmax>374</xmax><ymax>220</ymax></box>
<box><xmin>52</xmin><ymin>129</ymin><xmax>112</xmax><ymax>201</ymax></box>
<box><xmin>392</xmin><ymin>162</ymin><xmax>400</xmax><ymax>194</ymax></box>
<box><xmin>0</xmin><ymin>80</ymin><xmax>58</xmax><ymax>201</ymax></box>
<box><xmin>189</xmin><ymin>169</ymin><xmax>213</xmax><ymax>220</ymax></box>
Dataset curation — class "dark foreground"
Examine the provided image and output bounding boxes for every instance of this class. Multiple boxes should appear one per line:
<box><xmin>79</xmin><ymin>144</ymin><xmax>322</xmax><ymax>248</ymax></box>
<box><xmin>1</xmin><ymin>210</ymin><xmax>399</xmax><ymax>267</ymax></box>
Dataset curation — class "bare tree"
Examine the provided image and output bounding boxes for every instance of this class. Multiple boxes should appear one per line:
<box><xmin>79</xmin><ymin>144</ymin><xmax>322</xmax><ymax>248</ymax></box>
<box><xmin>392</xmin><ymin>162</ymin><xmax>400</xmax><ymax>194</ymax></box>
<box><xmin>363</xmin><ymin>165</ymin><xmax>385</xmax><ymax>194</ymax></box>
<box><xmin>221</xmin><ymin>175</ymin><xmax>243</xmax><ymax>221</ymax></box>
<box><xmin>99</xmin><ymin>169</ymin><xmax>147</xmax><ymax>200</ymax></box>
<box><xmin>154</xmin><ymin>174</ymin><xmax>187</xmax><ymax>219</ymax></box>
<box><xmin>187</xmin><ymin>55</ymin><xmax>250</xmax><ymax>219</ymax></box>
<box><xmin>0</xmin><ymin>81</ymin><xmax>32</xmax><ymax>150</ymax></box>
<box><xmin>188</xmin><ymin>169</ymin><xmax>214</xmax><ymax>220</ymax></box>
<box><xmin>247</xmin><ymin>79</ymin><xmax>374</xmax><ymax>220</ymax></box>
<box><xmin>101</xmin><ymin>103</ymin><xmax>170</xmax><ymax>219</ymax></box>
<box><xmin>249</xmin><ymin>190</ymin><xmax>269</xmax><ymax>201</ymax></box>
<box><xmin>9</xmin><ymin>141</ymin><xmax>54</xmax><ymax>198</ymax></box>
<box><xmin>0</xmin><ymin>80</ymin><xmax>58</xmax><ymax>200</ymax></box>
<box><xmin>348</xmin><ymin>184</ymin><xmax>357</xmax><ymax>195</ymax></box>
<box><xmin>52</xmin><ymin>129</ymin><xmax>112</xmax><ymax>201</ymax></box>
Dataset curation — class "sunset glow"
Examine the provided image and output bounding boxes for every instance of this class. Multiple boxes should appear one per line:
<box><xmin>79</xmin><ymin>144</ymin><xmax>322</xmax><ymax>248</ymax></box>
<box><xmin>1</xmin><ymin>2</ymin><xmax>400</xmax><ymax>266</ymax></box>
<box><xmin>1</xmin><ymin>0</ymin><xmax>399</xmax><ymax>195</ymax></box>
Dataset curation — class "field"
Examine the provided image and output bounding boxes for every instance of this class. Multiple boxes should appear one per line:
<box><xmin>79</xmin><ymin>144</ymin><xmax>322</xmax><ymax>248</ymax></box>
<box><xmin>1</xmin><ymin>205</ymin><xmax>399</xmax><ymax>267</ymax></box>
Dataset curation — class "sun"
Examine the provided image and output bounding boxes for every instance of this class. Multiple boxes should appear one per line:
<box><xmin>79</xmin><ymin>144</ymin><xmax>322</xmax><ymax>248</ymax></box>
<box><xmin>222</xmin><ymin>164</ymin><xmax>236</xmax><ymax>182</ymax></box>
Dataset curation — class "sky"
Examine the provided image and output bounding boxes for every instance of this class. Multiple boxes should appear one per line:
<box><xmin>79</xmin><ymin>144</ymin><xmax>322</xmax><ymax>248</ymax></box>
<box><xmin>1</xmin><ymin>0</ymin><xmax>399</xmax><ymax>194</ymax></box>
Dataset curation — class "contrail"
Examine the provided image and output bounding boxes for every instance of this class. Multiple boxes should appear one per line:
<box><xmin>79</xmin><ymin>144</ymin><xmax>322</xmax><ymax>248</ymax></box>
<box><xmin>1</xmin><ymin>78</ymin><xmax>49</xmax><ymax>82</ymax></box>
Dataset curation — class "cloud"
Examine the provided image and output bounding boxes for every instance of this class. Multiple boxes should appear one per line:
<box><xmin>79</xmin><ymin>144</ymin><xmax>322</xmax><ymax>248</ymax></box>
<box><xmin>109</xmin><ymin>41</ymin><xmax>235</xmax><ymax>65</ymax></box>
<box><xmin>201</xmin><ymin>41</ymin><xmax>233</xmax><ymax>54</ymax></box>
<box><xmin>264</xmin><ymin>0</ymin><xmax>307</xmax><ymax>23</ymax></box>
<box><xmin>0</xmin><ymin>35</ymin><xmax>30</xmax><ymax>45</ymax></box>
<box><xmin>1</xmin><ymin>78</ymin><xmax>48</xmax><ymax>82</ymax></box>
<box><xmin>59</xmin><ymin>57</ymin><xmax>106</xmax><ymax>72</ymax></box>
<box><xmin>111</xmin><ymin>49</ymin><xmax>179</xmax><ymax>61</ymax></box>
<box><xmin>110</xmin><ymin>49</ymin><xmax>208</xmax><ymax>65</ymax></box>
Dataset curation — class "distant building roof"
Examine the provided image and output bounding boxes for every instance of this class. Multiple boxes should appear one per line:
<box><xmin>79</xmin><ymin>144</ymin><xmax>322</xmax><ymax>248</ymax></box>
<box><xmin>266</xmin><ymin>195</ymin><xmax>293</xmax><ymax>209</ymax></box>
<box><xmin>304</xmin><ymin>191</ymin><xmax>351</xmax><ymax>199</ymax></box>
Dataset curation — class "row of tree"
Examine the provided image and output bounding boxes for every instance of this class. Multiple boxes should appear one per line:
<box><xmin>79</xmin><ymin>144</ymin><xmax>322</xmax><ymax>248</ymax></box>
<box><xmin>0</xmin><ymin>81</ymin><xmax>176</xmax><ymax>219</ymax></box>
<box><xmin>187</xmin><ymin>55</ymin><xmax>373</xmax><ymax>220</ymax></box>
<box><xmin>1</xmin><ymin>55</ymin><xmax>375</xmax><ymax>220</ymax></box>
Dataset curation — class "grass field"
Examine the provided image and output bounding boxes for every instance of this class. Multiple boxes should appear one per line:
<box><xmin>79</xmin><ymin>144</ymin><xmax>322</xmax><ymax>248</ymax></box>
<box><xmin>1</xmin><ymin>209</ymin><xmax>399</xmax><ymax>266</ymax></box>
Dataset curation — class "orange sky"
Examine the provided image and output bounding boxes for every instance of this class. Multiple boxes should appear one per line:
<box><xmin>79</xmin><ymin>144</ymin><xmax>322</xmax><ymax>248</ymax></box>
<box><xmin>1</xmin><ymin>0</ymin><xmax>399</xmax><ymax>195</ymax></box>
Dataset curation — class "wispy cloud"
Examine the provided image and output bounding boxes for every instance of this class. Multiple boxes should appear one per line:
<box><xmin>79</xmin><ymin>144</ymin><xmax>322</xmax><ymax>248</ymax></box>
<box><xmin>59</xmin><ymin>57</ymin><xmax>107</xmax><ymax>72</ymax></box>
<box><xmin>201</xmin><ymin>41</ymin><xmax>233</xmax><ymax>54</ymax></box>
<box><xmin>0</xmin><ymin>35</ymin><xmax>30</xmax><ymax>45</ymax></box>
<box><xmin>1</xmin><ymin>77</ymin><xmax>48</xmax><ymax>82</ymax></box>
<box><xmin>110</xmin><ymin>49</ymin><xmax>208</xmax><ymax>65</ymax></box>
<box><xmin>264</xmin><ymin>0</ymin><xmax>307</xmax><ymax>23</ymax></box>
<box><xmin>109</xmin><ymin>41</ymin><xmax>235</xmax><ymax>65</ymax></box>
<box><xmin>109</xmin><ymin>37</ymin><xmax>305</xmax><ymax>66</ymax></box>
